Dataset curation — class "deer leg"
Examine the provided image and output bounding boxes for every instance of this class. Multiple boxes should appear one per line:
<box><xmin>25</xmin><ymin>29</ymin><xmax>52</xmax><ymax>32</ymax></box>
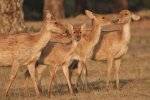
<box><xmin>25</xmin><ymin>77</ymin><xmax>29</xmax><ymax>97</ymax></box>
<box><xmin>37</xmin><ymin>65</ymin><xmax>48</xmax><ymax>92</ymax></box>
<box><xmin>5</xmin><ymin>60</ymin><xmax>20</xmax><ymax>97</ymax></box>
<box><xmin>69</xmin><ymin>67</ymin><xmax>74</xmax><ymax>85</ymax></box>
<box><xmin>62</xmin><ymin>64</ymin><xmax>74</xmax><ymax>95</ymax></box>
<box><xmin>24</xmin><ymin>67</ymin><xmax>32</xmax><ymax>97</ymax></box>
<box><xmin>27</xmin><ymin>63</ymin><xmax>40</xmax><ymax>97</ymax></box>
<box><xmin>24</xmin><ymin>65</ymin><xmax>45</xmax><ymax>97</ymax></box>
<box><xmin>68</xmin><ymin>61</ymin><xmax>83</xmax><ymax>92</ymax></box>
<box><xmin>74</xmin><ymin>61</ymin><xmax>83</xmax><ymax>91</ymax></box>
<box><xmin>107</xmin><ymin>57</ymin><xmax>113</xmax><ymax>89</ymax></box>
<box><xmin>48</xmin><ymin>65</ymin><xmax>57</xmax><ymax>97</ymax></box>
<box><xmin>81</xmin><ymin>61</ymin><xmax>89</xmax><ymax>92</ymax></box>
<box><xmin>114</xmin><ymin>59</ymin><xmax>121</xmax><ymax>89</ymax></box>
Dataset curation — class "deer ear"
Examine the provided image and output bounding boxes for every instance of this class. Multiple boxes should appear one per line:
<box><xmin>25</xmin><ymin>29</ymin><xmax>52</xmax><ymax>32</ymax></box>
<box><xmin>67</xmin><ymin>24</ymin><xmax>73</xmax><ymax>34</ymax></box>
<box><xmin>131</xmin><ymin>13</ymin><xmax>140</xmax><ymax>21</ymax></box>
<box><xmin>45</xmin><ymin>11</ymin><xmax>52</xmax><ymax>20</ymax></box>
<box><xmin>81</xmin><ymin>23</ymin><xmax>86</xmax><ymax>34</ymax></box>
<box><xmin>85</xmin><ymin>10</ymin><xmax>96</xmax><ymax>19</ymax></box>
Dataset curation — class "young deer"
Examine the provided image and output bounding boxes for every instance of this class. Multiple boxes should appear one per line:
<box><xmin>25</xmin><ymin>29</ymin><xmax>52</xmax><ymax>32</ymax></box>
<box><xmin>69</xmin><ymin>10</ymin><xmax>113</xmax><ymax>91</ymax></box>
<box><xmin>74</xmin><ymin>10</ymin><xmax>140</xmax><ymax>89</ymax></box>
<box><xmin>25</xmin><ymin>24</ymin><xmax>86</xmax><ymax>97</ymax></box>
<box><xmin>50</xmin><ymin>32</ymin><xmax>73</xmax><ymax>43</ymax></box>
<box><xmin>0</xmin><ymin>11</ymin><xmax>65</xmax><ymax>97</ymax></box>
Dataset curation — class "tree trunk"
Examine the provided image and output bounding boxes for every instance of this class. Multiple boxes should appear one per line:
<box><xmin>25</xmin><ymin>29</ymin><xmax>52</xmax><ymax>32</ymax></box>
<box><xmin>112</xmin><ymin>0</ymin><xmax>128</xmax><ymax>13</ymax></box>
<box><xmin>0</xmin><ymin>0</ymin><xmax>26</xmax><ymax>34</ymax></box>
<box><xmin>44</xmin><ymin>0</ymin><xmax>65</xmax><ymax>18</ymax></box>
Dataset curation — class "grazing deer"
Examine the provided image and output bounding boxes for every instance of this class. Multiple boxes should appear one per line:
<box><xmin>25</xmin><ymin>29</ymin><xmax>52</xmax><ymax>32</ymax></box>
<box><xmin>0</xmin><ymin>11</ymin><xmax>65</xmax><ymax>97</ymax></box>
<box><xmin>25</xmin><ymin>24</ymin><xmax>86</xmax><ymax>97</ymax></box>
<box><xmin>69</xmin><ymin>10</ymin><xmax>113</xmax><ymax>91</ymax></box>
<box><xmin>73</xmin><ymin>10</ymin><xmax>140</xmax><ymax>90</ymax></box>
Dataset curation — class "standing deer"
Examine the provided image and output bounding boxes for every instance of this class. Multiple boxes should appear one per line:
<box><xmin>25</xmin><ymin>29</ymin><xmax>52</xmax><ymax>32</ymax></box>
<box><xmin>24</xmin><ymin>24</ymin><xmax>86</xmax><ymax>97</ymax></box>
<box><xmin>72</xmin><ymin>10</ymin><xmax>140</xmax><ymax>90</ymax></box>
<box><xmin>69</xmin><ymin>10</ymin><xmax>113</xmax><ymax>91</ymax></box>
<box><xmin>0</xmin><ymin>11</ymin><xmax>65</xmax><ymax>97</ymax></box>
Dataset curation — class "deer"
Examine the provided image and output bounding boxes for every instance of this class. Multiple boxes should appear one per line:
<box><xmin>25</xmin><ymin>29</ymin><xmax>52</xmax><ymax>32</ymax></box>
<box><xmin>24</xmin><ymin>24</ymin><xmax>86</xmax><ymax>97</ymax></box>
<box><xmin>71</xmin><ymin>10</ymin><xmax>140</xmax><ymax>90</ymax></box>
<box><xmin>67</xmin><ymin>10</ymin><xmax>113</xmax><ymax>91</ymax></box>
<box><xmin>0</xmin><ymin>11</ymin><xmax>65</xmax><ymax>97</ymax></box>
<box><xmin>50</xmin><ymin>32</ymin><xmax>73</xmax><ymax>44</ymax></box>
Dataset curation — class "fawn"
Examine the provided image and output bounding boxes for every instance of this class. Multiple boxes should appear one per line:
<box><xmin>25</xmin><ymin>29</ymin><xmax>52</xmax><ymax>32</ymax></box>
<box><xmin>69</xmin><ymin>10</ymin><xmax>113</xmax><ymax>91</ymax></box>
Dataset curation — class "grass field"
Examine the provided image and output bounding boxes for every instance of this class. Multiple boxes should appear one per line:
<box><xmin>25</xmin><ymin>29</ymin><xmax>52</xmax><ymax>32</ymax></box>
<box><xmin>0</xmin><ymin>12</ymin><xmax>150</xmax><ymax>100</ymax></box>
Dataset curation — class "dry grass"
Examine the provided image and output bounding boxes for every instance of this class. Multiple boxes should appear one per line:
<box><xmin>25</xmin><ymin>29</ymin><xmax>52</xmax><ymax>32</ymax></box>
<box><xmin>0</xmin><ymin>13</ymin><xmax>150</xmax><ymax>100</ymax></box>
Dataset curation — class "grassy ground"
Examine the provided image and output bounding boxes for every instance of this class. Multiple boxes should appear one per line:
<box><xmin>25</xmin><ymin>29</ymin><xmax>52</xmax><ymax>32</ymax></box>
<box><xmin>0</xmin><ymin>13</ymin><xmax>150</xmax><ymax>100</ymax></box>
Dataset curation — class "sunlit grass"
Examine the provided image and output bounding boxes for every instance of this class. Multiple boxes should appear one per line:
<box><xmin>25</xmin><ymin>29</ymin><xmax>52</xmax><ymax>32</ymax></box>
<box><xmin>0</xmin><ymin>13</ymin><xmax>150</xmax><ymax>100</ymax></box>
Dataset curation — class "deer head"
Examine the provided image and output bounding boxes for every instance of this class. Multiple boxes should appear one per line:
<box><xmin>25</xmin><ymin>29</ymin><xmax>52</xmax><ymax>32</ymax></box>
<box><xmin>85</xmin><ymin>10</ymin><xmax>113</xmax><ymax>26</ymax></box>
<box><xmin>44</xmin><ymin>10</ymin><xmax>66</xmax><ymax>34</ymax></box>
<box><xmin>67</xmin><ymin>24</ymin><xmax>86</xmax><ymax>42</ymax></box>
<box><xmin>114</xmin><ymin>10</ymin><xmax>140</xmax><ymax>24</ymax></box>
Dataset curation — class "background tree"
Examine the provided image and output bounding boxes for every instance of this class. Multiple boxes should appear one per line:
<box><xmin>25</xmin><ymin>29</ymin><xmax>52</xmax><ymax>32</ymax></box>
<box><xmin>75</xmin><ymin>0</ymin><xmax>88</xmax><ymax>15</ymax></box>
<box><xmin>44</xmin><ymin>0</ymin><xmax>65</xmax><ymax>18</ymax></box>
<box><xmin>112</xmin><ymin>0</ymin><xmax>128</xmax><ymax>13</ymax></box>
<box><xmin>0</xmin><ymin>0</ymin><xmax>26</xmax><ymax>34</ymax></box>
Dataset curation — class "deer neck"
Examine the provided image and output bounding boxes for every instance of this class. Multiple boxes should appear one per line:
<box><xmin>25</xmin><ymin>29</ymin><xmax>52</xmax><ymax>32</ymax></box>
<box><xmin>122</xmin><ymin>22</ymin><xmax>131</xmax><ymax>44</ymax></box>
<box><xmin>33</xmin><ymin>23</ymin><xmax>51</xmax><ymax>54</ymax></box>
<box><xmin>70</xmin><ymin>39</ymin><xmax>79</xmax><ymax>54</ymax></box>
<box><xmin>90</xmin><ymin>19</ymin><xmax>102</xmax><ymax>45</ymax></box>
<box><xmin>72</xmin><ymin>40</ymin><xmax>78</xmax><ymax>47</ymax></box>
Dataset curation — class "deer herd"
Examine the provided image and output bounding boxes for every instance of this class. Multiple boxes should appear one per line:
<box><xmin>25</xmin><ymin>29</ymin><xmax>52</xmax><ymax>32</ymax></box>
<box><xmin>0</xmin><ymin>10</ymin><xmax>140</xmax><ymax>98</ymax></box>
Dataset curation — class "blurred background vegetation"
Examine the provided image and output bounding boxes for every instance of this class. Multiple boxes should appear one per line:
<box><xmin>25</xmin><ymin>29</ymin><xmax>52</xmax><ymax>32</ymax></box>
<box><xmin>0</xmin><ymin>0</ymin><xmax>149</xmax><ymax>33</ymax></box>
<box><xmin>23</xmin><ymin>0</ymin><xmax>150</xmax><ymax>20</ymax></box>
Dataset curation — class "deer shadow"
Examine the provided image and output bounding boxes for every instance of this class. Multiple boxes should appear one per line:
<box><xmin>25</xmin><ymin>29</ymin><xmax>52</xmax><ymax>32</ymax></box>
<box><xmin>39</xmin><ymin>78</ymin><xmax>134</xmax><ymax>97</ymax></box>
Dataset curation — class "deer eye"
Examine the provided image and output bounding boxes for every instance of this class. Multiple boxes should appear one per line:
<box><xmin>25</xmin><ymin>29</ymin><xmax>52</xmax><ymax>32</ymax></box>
<box><xmin>125</xmin><ymin>13</ymin><xmax>128</xmax><ymax>15</ymax></box>
<box><xmin>80</xmin><ymin>32</ymin><xmax>82</xmax><ymax>33</ymax></box>
<box><xmin>102</xmin><ymin>17</ymin><xmax>105</xmax><ymax>19</ymax></box>
<box><xmin>73</xmin><ymin>32</ymin><xmax>75</xmax><ymax>33</ymax></box>
<box><xmin>54</xmin><ymin>22</ymin><xmax>58</xmax><ymax>24</ymax></box>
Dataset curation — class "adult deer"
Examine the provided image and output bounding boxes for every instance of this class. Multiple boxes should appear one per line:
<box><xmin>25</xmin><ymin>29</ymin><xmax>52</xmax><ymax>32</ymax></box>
<box><xmin>25</xmin><ymin>24</ymin><xmax>86</xmax><ymax>97</ymax></box>
<box><xmin>72</xmin><ymin>10</ymin><xmax>140</xmax><ymax>90</ymax></box>
<box><xmin>0</xmin><ymin>11</ymin><xmax>65</xmax><ymax>97</ymax></box>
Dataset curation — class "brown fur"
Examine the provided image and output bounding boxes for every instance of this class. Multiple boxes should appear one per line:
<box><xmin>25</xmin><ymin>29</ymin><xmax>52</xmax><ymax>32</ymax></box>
<box><xmin>50</xmin><ymin>32</ymin><xmax>72</xmax><ymax>43</ymax></box>
<box><xmin>92</xmin><ymin>30</ymin><xmax>123</xmax><ymax>60</ymax></box>
<box><xmin>0</xmin><ymin>11</ymin><xmax>65</xmax><ymax>97</ymax></box>
<box><xmin>25</xmin><ymin>24</ymin><xmax>86</xmax><ymax>97</ymax></box>
<box><xmin>74</xmin><ymin>10</ymin><xmax>140</xmax><ymax>90</ymax></box>
<box><xmin>69</xmin><ymin>10</ymin><xmax>113</xmax><ymax>90</ymax></box>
